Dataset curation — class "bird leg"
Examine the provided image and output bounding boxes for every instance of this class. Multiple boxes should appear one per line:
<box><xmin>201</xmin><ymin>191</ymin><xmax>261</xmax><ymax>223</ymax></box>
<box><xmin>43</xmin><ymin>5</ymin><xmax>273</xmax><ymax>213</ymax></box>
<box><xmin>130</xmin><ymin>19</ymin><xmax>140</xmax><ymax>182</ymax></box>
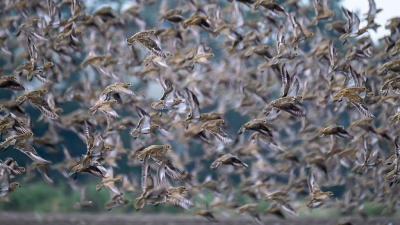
<box><xmin>74</xmin><ymin>172</ymin><xmax>78</xmax><ymax>180</ymax></box>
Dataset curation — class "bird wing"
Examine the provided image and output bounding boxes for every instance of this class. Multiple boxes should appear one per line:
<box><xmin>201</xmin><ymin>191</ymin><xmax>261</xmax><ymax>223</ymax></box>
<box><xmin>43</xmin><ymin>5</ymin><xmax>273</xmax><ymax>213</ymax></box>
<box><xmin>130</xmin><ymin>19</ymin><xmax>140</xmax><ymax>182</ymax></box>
<box><xmin>159</xmin><ymin>73</ymin><xmax>174</xmax><ymax>101</ymax></box>
<box><xmin>380</xmin><ymin>79</ymin><xmax>393</xmax><ymax>96</ymax></box>
<box><xmin>313</xmin><ymin>0</ymin><xmax>324</xmax><ymax>15</ymax></box>
<box><xmin>308</xmin><ymin>173</ymin><xmax>321</xmax><ymax>195</ymax></box>
<box><xmin>27</xmin><ymin>37</ymin><xmax>39</xmax><ymax>62</ymax></box>
<box><xmin>0</xmin><ymin>166</ymin><xmax>10</xmax><ymax>192</ymax></box>
<box><xmin>395</xmin><ymin>137</ymin><xmax>400</xmax><ymax>171</ymax></box>
<box><xmin>276</xmin><ymin>26</ymin><xmax>285</xmax><ymax>55</ymax></box>
<box><xmin>281</xmin><ymin>64</ymin><xmax>290</xmax><ymax>97</ymax></box>
<box><xmin>136</xmin><ymin>107</ymin><xmax>151</xmax><ymax>132</ymax></box>
<box><xmin>84</xmin><ymin>120</ymin><xmax>93</xmax><ymax>152</ymax></box>
<box><xmin>152</xmin><ymin>154</ymin><xmax>182</xmax><ymax>180</ymax></box>
<box><xmin>167</xmin><ymin>193</ymin><xmax>193</xmax><ymax>209</ymax></box>
<box><xmin>99</xmin><ymin>104</ymin><xmax>119</xmax><ymax>118</ymax></box>
<box><xmin>14</xmin><ymin>139</ymin><xmax>50</xmax><ymax>164</ymax></box>
<box><xmin>186</xmin><ymin>88</ymin><xmax>201</xmax><ymax>119</ymax></box>
<box><xmin>80</xmin><ymin>185</ymin><xmax>88</xmax><ymax>202</ymax></box>
<box><xmin>137</xmin><ymin>37</ymin><xmax>166</xmax><ymax>58</ymax></box>
<box><xmin>0</xmin><ymin>80</ymin><xmax>26</xmax><ymax>91</ymax></box>
<box><xmin>28</xmin><ymin>95</ymin><xmax>58</xmax><ymax>119</ymax></box>
<box><xmin>350</xmin><ymin>10</ymin><xmax>360</xmax><ymax>33</ymax></box>
<box><xmin>280</xmin><ymin>103</ymin><xmax>306</xmax><ymax>117</ymax></box>
<box><xmin>336</xmin><ymin>127</ymin><xmax>354</xmax><ymax>140</ymax></box>
<box><xmin>363</xmin><ymin>136</ymin><xmax>371</xmax><ymax>164</ymax></box>
<box><xmin>328</xmin><ymin>40</ymin><xmax>336</xmax><ymax>66</ymax></box>
<box><xmin>207</xmin><ymin>126</ymin><xmax>233</xmax><ymax>144</ymax></box>
<box><xmin>345</xmin><ymin>92</ymin><xmax>375</xmax><ymax>118</ymax></box>
<box><xmin>141</xmin><ymin>154</ymin><xmax>150</xmax><ymax>192</ymax></box>
<box><xmin>36</xmin><ymin>164</ymin><xmax>53</xmax><ymax>184</ymax></box>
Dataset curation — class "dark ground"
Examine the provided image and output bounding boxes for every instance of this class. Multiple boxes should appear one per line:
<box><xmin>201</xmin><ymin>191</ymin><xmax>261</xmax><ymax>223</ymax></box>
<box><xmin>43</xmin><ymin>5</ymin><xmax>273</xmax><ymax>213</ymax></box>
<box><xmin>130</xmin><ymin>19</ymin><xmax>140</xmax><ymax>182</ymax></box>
<box><xmin>0</xmin><ymin>213</ymin><xmax>397</xmax><ymax>225</ymax></box>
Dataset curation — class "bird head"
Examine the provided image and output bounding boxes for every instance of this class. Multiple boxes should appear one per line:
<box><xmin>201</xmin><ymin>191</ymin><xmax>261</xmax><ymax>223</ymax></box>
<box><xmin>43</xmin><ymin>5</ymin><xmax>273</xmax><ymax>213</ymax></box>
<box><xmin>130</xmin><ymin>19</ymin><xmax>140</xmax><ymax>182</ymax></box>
<box><xmin>123</xmin><ymin>82</ymin><xmax>132</xmax><ymax>87</ymax></box>
<box><xmin>10</xmin><ymin>182</ymin><xmax>21</xmax><ymax>188</ymax></box>
<box><xmin>18</xmin><ymin>119</ymin><xmax>26</xmax><ymax>126</ymax></box>
<box><xmin>326</xmin><ymin>191</ymin><xmax>334</xmax><ymax>196</ymax></box>
<box><xmin>26</xmin><ymin>131</ymin><xmax>34</xmax><ymax>137</ymax></box>
<box><xmin>45</xmin><ymin>62</ymin><xmax>54</xmax><ymax>67</ymax></box>
<box><xmin>92</xmin><ymin>161</ymin><xmax>101</xmax><ymax>166</ymax></box>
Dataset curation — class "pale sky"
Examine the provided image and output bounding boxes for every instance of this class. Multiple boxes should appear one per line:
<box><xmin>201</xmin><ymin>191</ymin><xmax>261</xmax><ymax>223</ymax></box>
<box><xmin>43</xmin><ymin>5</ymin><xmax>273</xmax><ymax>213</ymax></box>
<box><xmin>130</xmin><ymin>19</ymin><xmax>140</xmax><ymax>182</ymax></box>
<box><xmin>341</xmin><ymin>0</ymin><xmax>398</xmax><ymax>42</ymax></box>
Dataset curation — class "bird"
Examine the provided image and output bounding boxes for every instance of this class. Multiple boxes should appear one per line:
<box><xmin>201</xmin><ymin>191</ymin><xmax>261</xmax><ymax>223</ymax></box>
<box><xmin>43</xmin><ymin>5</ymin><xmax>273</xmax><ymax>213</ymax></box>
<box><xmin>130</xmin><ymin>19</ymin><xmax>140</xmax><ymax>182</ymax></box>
<box><xmin>182</xmin><ymin>14</ymin><xmax>213</xmax><ymax>32</ymax></box>
<box><xmin>199</xmin><ymin>119</ymin><xmax>233</xmax><ymax>144</ymax></box>
<box><xmin>339</xmin><ymin>7</ymin><xmax>368</xmax><ymax>44</ymax></box>
<box><xmin>332</xmin><ymin>87</ymin><xmax>375</xmax><ymax>118</ymax></box>
<box><xmin>130</xmin><ymin>106</ymin><xmax>166</xmax><ymax>140</ymax></box>
<box><xmin>264</xmin><ymin>95</ymin><xmax>306</xmax><ymax>117</ymax></box>
<box><xmin>74</xmin><ymin>185</ymin><xmax>93</xmax><ymax>209</ymax></box>
<box><xmin>380</xmin><ymin>76</ymin><xmax>400</xmax><ymax>96</ymax></box>
<box><xmin>138</xmin><ymin>145</ymin><xmax>182</xmax><ymax>180</ymax></box>
<box><xmin>185</xmin><ymin>88</ymin><xmax>201</xmax><ymax>122</ymax></box>
<box><xmin>157</xmin><ymin>9</ymin><xmax>186</xmax><ymax>24</ymax></box>
<box><xmin>254</xmin><ymin>0</ymin><xmax>286</xmax><ymax>17</ymax></box>
<box><xmin>236</xmin><ymin>203</ymin><xmax>263</xmax><ymax>225</ymax></box>
<box><xmin>194</xmin><ymin>210</ymin><xmax>218</xmax><ymax>222</ymax></box>
<box><xmin>99</xmin><ymin>82</ymin><xmax>135</xmax><ymax>101</ymax></box>
<box><xmin>210</xmin><ymin>154</ymin><xmax>248</xmax><ymax>171</ymax></box>
<box><xmin>88</xmin><ymin>99</ymin><xmax>119</xmax><ymax>118</ymax></box>
<box><xmin>126</xmin><ymin>30</ymin><xmax>166</xmax><ymax>58</ymax></box>
<box><xmin>237</xmin><ymin>119</ymin><xmax>273</xmax><ymax>137</ymax></box>
<box><xmin>310</xmin><ymin>125</ymin><xmax>354</xmax><ymax>140</ymax></box>
<box><xmin>259</xmin><ymin>25</ymin><xmax>298</xmax><ymax>67</ymax></box>
<box><xmin>288</xmin><ymin>12</ymin><xmax>314</xmax><ymax>49</ymax></box>
<box><xmin>307</xmin><ymin>173</ymin><xmax>334</xmax><ymax>208</ymax></box>
<box><xmin>0</xmin><ymin>132</ymin><xmax>51</xmax><ymax>164</ymax></box>
<box><xmin>151</xmin><ymin>75</ymin><xmax>183</xmax><ymax>111</ymax></box>
<box><xmin>69</xmin><ymin>161</ymin><xmax>107</xmax><ymax>181</ymax></box>
<box><xmin>0</xmin><ymin>113</ymin><xmax>27</xmax><ymax>139</ymax></box>
<box><xmin>17</xmin><ymin>89</ymin><xmax>59</xmax><ymax>119</ymax></box>
<box><xmin>0</xmin><ymin>75</ymin><xmax>26</xmax><ymax>91</ymax></box>
<box><xmin>310</xmin><ymin>0</ymin><xmax>336</xmax><ymax>25</ymax></box>
<box><xmin>384</xmin><ymin>137</ymin><xmax>400</xmax><ymax>185</ymax></box>
<box><xmin>0</xmin><ymin>162</ymin><xmax>21</xmax><ymax>197</ymax></box>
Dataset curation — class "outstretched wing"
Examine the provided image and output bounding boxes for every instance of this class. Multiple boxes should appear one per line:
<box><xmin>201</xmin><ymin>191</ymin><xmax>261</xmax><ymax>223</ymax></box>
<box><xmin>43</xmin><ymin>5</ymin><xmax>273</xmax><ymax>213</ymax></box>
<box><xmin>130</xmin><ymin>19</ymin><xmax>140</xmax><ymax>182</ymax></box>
<box><xmin>28</xmin><ymin>95</ymin><xmax>58</xmax><ymax>119</ymax></box>
<box><xmin>186</xmin><ymin>88</ymin><xmax>201</xmax><ymax>119</ymax></box>
<box><xmin>15</xmin><ymin>139</ymin><xmax>51</xmax><ymax>164</ymax></box>
<box><xmin>308</xmin><ymin>173</ymin><xmax>320</xmax><ymax>195</ymax></box>
<box><xmin>346</xmin><ymin>92</ymin><xmax>375</xmax><ymax>118</ymax></box>
<box><xmin>137</xmin><ymin>37</ymin><xmax>166</xmax><ymax>58</ymax></box>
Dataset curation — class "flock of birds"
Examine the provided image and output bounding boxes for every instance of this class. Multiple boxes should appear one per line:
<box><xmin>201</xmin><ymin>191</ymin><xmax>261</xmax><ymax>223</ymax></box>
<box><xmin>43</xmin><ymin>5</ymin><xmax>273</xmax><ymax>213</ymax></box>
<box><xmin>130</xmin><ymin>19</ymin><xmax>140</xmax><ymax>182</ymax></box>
<box><xmin>1</xmin><ymin>0</ymin><xmax>400</xmax><ymax>224</ymax></box>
